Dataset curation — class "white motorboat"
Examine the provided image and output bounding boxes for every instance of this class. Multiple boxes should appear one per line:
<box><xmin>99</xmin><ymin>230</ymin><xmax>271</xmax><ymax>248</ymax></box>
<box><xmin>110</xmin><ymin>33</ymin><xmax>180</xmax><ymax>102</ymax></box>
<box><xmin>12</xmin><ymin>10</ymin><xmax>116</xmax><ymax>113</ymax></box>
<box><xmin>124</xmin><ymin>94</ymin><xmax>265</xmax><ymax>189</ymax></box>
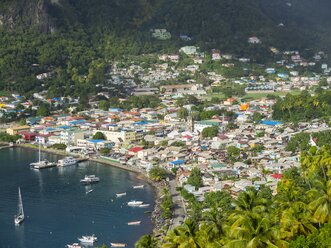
<box><xmin>133</xmin><ymin>185</ymin><xmax>144</xmax><ymax>189</ymax></box>
<box><xmin>58</xmin><ymin>156</ymin><xmax>77</xmax><ymax>167</ymax></box>
<box><xmin>138</xmin><ymin>204</ymin><xmax>150</xmax><ymax>208</ymax></box>
<box><xmin>127</xmin><ymin>200</ymin><xmax>143</xmax><ymax>206</ymax></box>
<box><xmin>110</xmin><ymin>243</ymin><xmax>127</xmax><ymax>247</ymax></box>
<box><xmin>80</xmin><ymin>175</ymin><xmax>100</xmax><ymax>185</ymax></box>
<box><xmin>116</xmin><ymin>192</ymin><xmax>126</xmax><ymax>197</ymax></box>
<box><xmin>78</xmin><ymin>234</ymin><xmax>97</xmax><ymax>243</ymax></box>
<box><xmin>127</xmin><ymin>221</ymin><xmax>141</xmax><ymax>225</ymax></box>
<box><xmin>67</xmin><ymin>243</ymin><xmax>82</xmax><ymax>248</ymax></box>
<box><xmin>14</xmin><ymin>187</ymin><xmax>24</xmax><ymax>225</ymax></box>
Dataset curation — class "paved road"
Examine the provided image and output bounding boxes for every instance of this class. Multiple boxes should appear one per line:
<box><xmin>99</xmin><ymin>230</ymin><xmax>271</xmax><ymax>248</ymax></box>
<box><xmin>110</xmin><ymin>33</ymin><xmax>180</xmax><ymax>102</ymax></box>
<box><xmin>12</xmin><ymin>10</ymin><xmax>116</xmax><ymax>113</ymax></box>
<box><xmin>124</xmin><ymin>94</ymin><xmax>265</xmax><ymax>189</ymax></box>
<box><xmin>168</xmin><ymin>179</ymin><xmax>186</xmax><ymax>230</ymax></box>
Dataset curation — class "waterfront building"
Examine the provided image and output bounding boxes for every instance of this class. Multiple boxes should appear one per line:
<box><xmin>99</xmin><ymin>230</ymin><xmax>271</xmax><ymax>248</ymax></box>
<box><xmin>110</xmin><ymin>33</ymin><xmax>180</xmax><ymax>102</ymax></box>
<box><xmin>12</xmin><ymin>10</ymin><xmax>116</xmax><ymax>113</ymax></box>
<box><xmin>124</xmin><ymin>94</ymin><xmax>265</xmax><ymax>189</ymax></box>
<box><xmin>6</xmin><ymin>125</ymin><xmax>30</xmax><ymax>135</ymax></box>
<box><xmin>96</xmin><ymin>130</ymin><xmax>141</xmax><ymax>144</ymax></box>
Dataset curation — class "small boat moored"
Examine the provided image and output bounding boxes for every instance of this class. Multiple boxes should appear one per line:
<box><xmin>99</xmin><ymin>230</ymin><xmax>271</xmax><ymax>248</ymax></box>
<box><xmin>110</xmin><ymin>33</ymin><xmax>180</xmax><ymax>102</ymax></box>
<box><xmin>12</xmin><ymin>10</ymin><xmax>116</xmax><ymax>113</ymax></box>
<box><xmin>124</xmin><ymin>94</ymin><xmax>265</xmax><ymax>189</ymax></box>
<box><xmin>110</xmin><ymin>243</ymin><xmax>127</xmax><ymax>247</ymax></box>
<box><xmin>30</xmin><ymin>160</ymin><xmax>57</xmax><ymax>169</ymax></box>
<box><xmin>30</xmin><ymin>141</ymin><xmax>56</xmax><ymax>169</ymax></box>
<box><xmin>133</xmin><ymin>185</ymin><xmax>144</xmax><ymax>189</ymax></box>
<box><xmin>78</xmin><ymin>234</ymin><xmax>97</xmax><ymax>243</ymax></box>
<box><xmin>67</xmin><ymin>243</ymin><xmax>82</xmax><ymax>248</ymax></box>
<box><xmin>138</xmin><ymin>204</ymin><xmax>150</xmax><ymax>208</ymax></box>
<box><xmin>116</xmin><ymin>192</ymin><xmax>126</xmax><ymax>198</ymax></box>
<box><xmin>127</xmin><ymin>200</ymin><xmax>143</xmax><ymax>206</ymax></box>
<box><xmin>127</xmin><ymin>221</ymin><xmax>141</xmax><ymax>225</ymax></box>
<box><xmin>58</xmin><ymin>156</ymin><xmax>78</xmax><ymax>167</ymax></box>
<box><xmin>80</xmin><ymin>175</ymin><xmax>100</xmax><ymax>185</ymax></box>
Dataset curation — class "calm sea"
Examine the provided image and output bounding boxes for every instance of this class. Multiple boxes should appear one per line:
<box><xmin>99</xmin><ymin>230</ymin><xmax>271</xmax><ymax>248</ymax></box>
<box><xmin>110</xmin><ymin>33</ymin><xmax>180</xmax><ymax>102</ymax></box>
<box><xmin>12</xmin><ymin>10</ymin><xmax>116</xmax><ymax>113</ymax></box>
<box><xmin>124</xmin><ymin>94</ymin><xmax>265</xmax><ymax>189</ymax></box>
<box><xmin>0</xmin><ymin>147</ymin><xmax>155</xmax><ymax>248</ymax></box>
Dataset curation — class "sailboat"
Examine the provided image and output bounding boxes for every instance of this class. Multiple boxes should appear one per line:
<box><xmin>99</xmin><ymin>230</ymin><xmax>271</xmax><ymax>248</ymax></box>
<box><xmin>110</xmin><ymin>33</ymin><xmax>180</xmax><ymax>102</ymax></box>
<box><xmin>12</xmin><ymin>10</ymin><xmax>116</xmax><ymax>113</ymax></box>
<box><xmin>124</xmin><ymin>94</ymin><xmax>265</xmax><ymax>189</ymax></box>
<box><xmin>30</xmin><ymin>140</ymin><xmax>56</xmax><ymax>169</ymax></box>
<box><xmin>14</xmin><ymin>187</ymin><xmax>24</xmax><ymax>225</ymax></box>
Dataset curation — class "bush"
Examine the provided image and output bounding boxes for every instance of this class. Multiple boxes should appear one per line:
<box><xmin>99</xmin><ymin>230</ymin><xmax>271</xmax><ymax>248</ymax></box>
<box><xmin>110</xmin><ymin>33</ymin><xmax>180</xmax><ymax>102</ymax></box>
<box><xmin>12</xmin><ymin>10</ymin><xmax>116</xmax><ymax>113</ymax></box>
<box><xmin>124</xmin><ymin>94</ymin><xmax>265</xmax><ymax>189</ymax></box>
<box><xmin>99</xmin><ymin>147</ymin><xmax>111</xmax><ymax>156</ymax></box>
<box><xmin>50</xmin><ymin>143</ymin><xmax>67</xmax><ymax>150</ymax></box>
<box><xmin>93</xmin><ymin>132</ymin><xmax>106</xmax><ymax>140</ymax></box>
<box><xmin>187</xmin><ymin>168</ymin><xmax>203</xmax><ymax>190</ymax></box>
<box><xmin>202</xmin><ymin>126</ymin><xmax>219</xmax><ymax>138</ymax></box>
<box><xmin>0</xmin><ymin>132</ymin><xmax>20</xmax><ymax>142</ymax></box>
<box><xmin>149</xmin><ymin>166</ymin><xmax>170</xmax><ymax>181</ymax></box>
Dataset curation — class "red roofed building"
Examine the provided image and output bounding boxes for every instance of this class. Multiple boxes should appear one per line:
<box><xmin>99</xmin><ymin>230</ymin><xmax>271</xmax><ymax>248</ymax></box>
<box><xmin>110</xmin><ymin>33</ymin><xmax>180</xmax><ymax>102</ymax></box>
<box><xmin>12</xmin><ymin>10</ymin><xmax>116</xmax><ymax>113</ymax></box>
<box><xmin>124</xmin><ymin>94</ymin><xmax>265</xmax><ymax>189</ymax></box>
<box><xmin>19</xmin><ymin>131</ymin><xmax>37</xmax><ymax>141</ymax></box>
<box><xmin>128</xmin><ymin>147</ymin><xmax>144</xmax><ymax>156</ymax></box>
<box><xmin>271</xmin><ymin>174</ymin><xmax>282</xmax><ymax>180</ymax></box>
<box><xmin>182</xmin><ymin>135</ymin><xmax>193</xmax><ymax>141</ymax></box>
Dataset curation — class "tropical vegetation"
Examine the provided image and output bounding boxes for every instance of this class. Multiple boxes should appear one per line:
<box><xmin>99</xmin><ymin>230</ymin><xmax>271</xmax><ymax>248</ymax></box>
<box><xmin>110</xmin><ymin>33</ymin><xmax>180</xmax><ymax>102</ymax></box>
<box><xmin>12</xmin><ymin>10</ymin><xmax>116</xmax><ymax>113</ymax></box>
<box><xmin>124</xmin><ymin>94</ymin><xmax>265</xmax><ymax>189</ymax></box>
<box><xmin>149</xmin><ymin>166</ymin><xmax>170</xmax><ymax>182</ymax></box>
<box><xmin>0</xmin><ymin>132</ymin><xmax>20</xmax><ymax>143</ymax></box>
<box><xmin>134</xmin><ymin>145</ymin><xmax>331</xmax><ymax>248</ymax></box>
<box><xmin>272</xmin><ymin>91</ymin><xmax>331</xmax><ymax>122</ymax></box>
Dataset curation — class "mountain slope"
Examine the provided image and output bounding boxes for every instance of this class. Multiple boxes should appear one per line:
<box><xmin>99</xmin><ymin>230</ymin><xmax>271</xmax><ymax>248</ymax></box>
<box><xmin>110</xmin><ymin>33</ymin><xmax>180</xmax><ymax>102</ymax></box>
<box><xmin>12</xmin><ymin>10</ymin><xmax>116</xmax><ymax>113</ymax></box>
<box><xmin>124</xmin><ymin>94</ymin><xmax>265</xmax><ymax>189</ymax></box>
<box><xmin>0</xmin><ymin>0</ymin><xmax>330</xmax><ymax>52</ymax></box>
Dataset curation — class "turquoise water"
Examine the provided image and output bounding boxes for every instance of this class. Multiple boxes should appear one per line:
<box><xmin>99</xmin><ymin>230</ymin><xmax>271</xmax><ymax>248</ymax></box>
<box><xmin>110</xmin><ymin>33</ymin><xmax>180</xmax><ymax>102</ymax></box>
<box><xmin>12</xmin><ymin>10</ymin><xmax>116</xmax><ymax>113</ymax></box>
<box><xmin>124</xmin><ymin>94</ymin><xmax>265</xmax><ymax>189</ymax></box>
<box><xmin>0</xmin><ymin>148</ymin><xmax>155</xmax><ymax>248</ymax></box>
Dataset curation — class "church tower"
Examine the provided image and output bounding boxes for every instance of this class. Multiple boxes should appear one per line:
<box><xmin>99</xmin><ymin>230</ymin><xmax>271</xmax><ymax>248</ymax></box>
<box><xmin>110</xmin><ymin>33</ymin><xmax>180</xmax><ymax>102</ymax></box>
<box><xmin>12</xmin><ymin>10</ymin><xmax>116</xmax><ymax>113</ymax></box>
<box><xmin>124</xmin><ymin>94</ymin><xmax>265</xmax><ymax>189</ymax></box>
<box><xmin>187</xmin><ymin>115</ymin><xmax>194</xmax><ymax>132</ymax></box>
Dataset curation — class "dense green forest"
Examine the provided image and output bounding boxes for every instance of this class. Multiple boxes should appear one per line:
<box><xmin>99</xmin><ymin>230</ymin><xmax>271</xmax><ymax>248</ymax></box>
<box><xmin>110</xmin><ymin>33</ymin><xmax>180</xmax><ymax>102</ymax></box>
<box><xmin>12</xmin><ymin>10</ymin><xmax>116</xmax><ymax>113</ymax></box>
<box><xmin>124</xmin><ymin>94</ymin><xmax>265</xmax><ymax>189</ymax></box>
<box><xmin>0</xmin><ymin>0</ymin><xmax>331</xmax><ymax>97</ymax></box>
<box><xmin>134</xmin><ymin>146</ymin><xmax>331</xmax><ymax>248</ymax></box>
<box><xmin>272</xmin><ymin>90</ymin><xmax>331</xmax><ymax>122</ymax></box>
<box><xmin>0</xmin><ymin>29</ymin><xmax>177</xmax><ymax>97</ymax></box>
<box><xmin>286</xmin><ymin>130</ymin><xmax>331</xmax><ymax>153</ymax></box>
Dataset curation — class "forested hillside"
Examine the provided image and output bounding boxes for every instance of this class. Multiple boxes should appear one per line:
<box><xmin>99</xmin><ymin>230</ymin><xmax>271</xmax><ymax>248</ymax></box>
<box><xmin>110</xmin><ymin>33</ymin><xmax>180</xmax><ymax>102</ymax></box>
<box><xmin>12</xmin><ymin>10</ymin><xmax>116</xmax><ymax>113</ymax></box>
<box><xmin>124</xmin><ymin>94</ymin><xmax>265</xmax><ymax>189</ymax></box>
<box><xmin>2</xmin><ymin>0</ymin><xmax>330</xmax><ymax>51</ymax></box>
<box><xmin>0</xmin><ymin>0</ymin><xmax>331</xmax><ymax>96</ymax></box>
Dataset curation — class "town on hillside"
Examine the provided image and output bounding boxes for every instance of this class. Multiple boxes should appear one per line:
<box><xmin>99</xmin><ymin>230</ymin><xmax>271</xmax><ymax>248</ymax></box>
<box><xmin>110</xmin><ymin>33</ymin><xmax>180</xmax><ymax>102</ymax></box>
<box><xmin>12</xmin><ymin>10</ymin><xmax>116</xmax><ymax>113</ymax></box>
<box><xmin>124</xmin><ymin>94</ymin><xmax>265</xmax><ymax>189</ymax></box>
<box><xmin>1</xmin><ymin>41</ymin><xmax>331</xmax><ymax>246</ymax></box>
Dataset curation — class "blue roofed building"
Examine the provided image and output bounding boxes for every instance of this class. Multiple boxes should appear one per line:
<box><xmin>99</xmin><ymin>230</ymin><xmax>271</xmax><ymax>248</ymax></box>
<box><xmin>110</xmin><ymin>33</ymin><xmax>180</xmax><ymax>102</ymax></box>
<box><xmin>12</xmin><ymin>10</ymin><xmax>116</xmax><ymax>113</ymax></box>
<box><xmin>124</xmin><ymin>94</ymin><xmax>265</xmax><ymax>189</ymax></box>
<box><xmin>68</xmin><ymin>119</ymin><xmax>86</xmax><ymax>126</ymax></box>
<box><xmin>169</xmin><ymin>159</ymin><xmax>185</xmax><ymax>168</ymax></box>
<box><xmin>260</xmin><ymin>120</ymin><xmax>282</xmax><ymax>126</ymax></box>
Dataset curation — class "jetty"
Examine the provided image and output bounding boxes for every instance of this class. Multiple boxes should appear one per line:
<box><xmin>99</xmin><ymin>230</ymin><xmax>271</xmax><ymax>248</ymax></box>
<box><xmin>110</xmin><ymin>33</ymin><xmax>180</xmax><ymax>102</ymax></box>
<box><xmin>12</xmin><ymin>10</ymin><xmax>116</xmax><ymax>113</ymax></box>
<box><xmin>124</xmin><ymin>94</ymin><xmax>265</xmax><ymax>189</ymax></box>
<box><xmin>77</xmin><ymin>157</ymin><xmax>89</xmax><ymax>163</ymax></box>
<box><xmin>0</xmin><ymin>145</ymin><xmax>11</xmax><ymax>150</ymax></box>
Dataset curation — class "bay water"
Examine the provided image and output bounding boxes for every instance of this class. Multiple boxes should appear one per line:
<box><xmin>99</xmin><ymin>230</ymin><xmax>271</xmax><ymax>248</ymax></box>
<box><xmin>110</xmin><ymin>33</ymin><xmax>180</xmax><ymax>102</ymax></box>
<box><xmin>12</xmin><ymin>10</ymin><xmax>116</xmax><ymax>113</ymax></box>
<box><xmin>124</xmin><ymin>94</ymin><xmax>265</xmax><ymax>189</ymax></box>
<box><xmin>0</xmin><ymin>147</ymin><xmax>155</xmax><ymax>248</ymax></box>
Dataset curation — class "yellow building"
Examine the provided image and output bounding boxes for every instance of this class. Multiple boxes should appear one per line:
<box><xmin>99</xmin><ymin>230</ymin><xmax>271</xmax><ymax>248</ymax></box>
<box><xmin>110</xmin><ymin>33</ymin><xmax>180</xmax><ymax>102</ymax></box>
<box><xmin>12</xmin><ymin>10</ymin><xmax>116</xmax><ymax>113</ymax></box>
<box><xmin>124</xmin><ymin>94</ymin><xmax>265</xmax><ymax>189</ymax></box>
<box><xmin>240</xmin><ymin>103</ymin><xmax>249</xmax><ymax>111</ymax></box>
<box><xmin>6</xmin><ymin>126</ymin><xmax>31</xmax><ymax>135</ymax></box>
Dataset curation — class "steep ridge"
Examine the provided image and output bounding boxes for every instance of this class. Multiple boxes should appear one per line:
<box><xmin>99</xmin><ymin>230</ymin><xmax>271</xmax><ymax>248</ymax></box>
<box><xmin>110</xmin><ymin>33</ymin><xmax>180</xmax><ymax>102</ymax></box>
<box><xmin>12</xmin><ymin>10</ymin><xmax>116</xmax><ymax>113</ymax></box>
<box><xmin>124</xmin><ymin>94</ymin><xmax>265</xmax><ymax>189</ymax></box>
<box><xmin>0</xmin><ymin>0</ymin><xmax>330</xmax><ymax>52</ymax></box>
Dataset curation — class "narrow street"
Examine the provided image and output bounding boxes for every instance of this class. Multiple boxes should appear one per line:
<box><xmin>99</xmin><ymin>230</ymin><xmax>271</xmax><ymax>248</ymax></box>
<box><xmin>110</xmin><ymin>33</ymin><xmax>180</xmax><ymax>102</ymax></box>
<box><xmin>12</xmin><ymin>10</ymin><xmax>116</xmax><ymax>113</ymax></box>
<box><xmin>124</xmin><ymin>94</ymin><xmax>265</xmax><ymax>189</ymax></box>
<box><xmin>168</xmin><ymin>179</ymin><xmax>186</xmax><ymax>230</ymax></box>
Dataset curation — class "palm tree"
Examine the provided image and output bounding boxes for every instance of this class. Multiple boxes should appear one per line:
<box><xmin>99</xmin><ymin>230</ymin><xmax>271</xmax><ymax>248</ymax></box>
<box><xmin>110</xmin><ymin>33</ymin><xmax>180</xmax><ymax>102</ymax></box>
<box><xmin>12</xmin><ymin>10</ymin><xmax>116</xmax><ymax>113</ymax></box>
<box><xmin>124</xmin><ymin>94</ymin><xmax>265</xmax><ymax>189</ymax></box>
<box><xmin>162</xmin><ymin>220</ymin><xmax>200</xmax><ymax>248</ymax></box>
<box><xmin>308</xmin><ymin>179</ymin><xmax>331</xmax><ymax>225</ymax></box>
<box><xmin>224</xmin><ymin>212</ymin><xmax>288</xmax><ymax>248</ymax></box>
<box><xmin>275</xmin><ymin>178</ymin><xmax>306</xmax><ymax>212</ymax></box>
<box><xmin>135</xmin><ymin>234</ymin><xmax>158</xmax><ymax>248</ymax></box>
<box><xmin>195</xmin><ymin>222</ymin><xmax>222</xmax><ymax>248</ymax></box>
<box><xmin>233</xmin><ymin>188</ymin><xmax>269</xmax><ymax>215</ymax></box>
<box><xmin>202</xmin><ymin>207</ymin><xmax>227</xmax><ymax>234</ymax></box>
<box><xmin>301</xmin><ymin>146</ymin><xmax>330</xmax><ymax>181</ymax></box>
<box><xmin>280</xmin><ymin>201</ymin><xmax>316</xmax><ymax>240</ymax></box>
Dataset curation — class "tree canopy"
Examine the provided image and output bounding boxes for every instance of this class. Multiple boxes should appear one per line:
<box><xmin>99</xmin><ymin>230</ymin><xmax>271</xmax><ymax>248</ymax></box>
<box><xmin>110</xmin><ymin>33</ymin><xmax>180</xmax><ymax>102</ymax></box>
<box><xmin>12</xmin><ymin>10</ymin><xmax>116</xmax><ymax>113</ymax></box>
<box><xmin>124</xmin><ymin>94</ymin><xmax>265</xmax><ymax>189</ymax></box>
<box><xmin>187</xmin><ymin>168</ymin><xmax>203</xmax><ymax>190</ymax></box>
<box><xmin>272</xmin><ymin>91</ymin><xmax>331</xmax><ymax>122</ymax></box>
<box><xmin>158</xmin><ymin>145</ymin><xmax>331</xmax><ymax>248</ymax></box>
<box><xmin>92</xmin><ymin>132</ymin><xmax>106</xmax><ymax>140</ymax></box>
<box><xmin>201</xmin><ymin>126</ymin><xmax>219</xmax><ymax>138</ymax></box>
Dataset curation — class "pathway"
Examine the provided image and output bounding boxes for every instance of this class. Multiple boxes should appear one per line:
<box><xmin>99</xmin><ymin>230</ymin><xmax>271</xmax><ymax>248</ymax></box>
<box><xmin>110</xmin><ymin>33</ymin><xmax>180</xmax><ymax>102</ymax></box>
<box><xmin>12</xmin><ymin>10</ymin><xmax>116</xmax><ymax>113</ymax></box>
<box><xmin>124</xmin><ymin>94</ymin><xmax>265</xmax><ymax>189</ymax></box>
<box><xmin>168</xmin><ymin>179</ymin><xmax>186</xmax><ymax>230</ymax></box>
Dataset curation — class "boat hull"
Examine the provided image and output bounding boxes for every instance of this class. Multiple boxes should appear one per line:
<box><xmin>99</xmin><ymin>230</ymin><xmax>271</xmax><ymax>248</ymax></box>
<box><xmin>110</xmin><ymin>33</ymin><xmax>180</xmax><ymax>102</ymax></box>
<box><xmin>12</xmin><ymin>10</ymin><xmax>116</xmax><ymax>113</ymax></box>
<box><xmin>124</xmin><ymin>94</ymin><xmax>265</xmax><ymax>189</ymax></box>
<box><xmin>110</xmin><ymin>243</ymin><xmax>127</xmax><ymax>247</ymax></box>
<box><xmin>127</xmin><ymin>221</ymin><xmax>141</xmax><ymax>225</ymax></box>
<box><xmin>80</xmin><ymin>180</ymin><xmax>99</xmax><ymax>185</ymax></box>
<box><xmin>14</xmin><ymin>215</ymin><xmax>24</xmax><ymax>225</ymax></box>
<box><xmin>116</xmin><ymin>193</ymin><xmax>126</xmax><ymax>197</ymax></box>
<box><xmin>133</xmin><ymin>185</ymin><xmax>144</xmax><ymax>189</ymax></box>
<box><xmin>127</xmin><ymin>201</ymin><xmax>143</xmax><ymax>206</ymax></box>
